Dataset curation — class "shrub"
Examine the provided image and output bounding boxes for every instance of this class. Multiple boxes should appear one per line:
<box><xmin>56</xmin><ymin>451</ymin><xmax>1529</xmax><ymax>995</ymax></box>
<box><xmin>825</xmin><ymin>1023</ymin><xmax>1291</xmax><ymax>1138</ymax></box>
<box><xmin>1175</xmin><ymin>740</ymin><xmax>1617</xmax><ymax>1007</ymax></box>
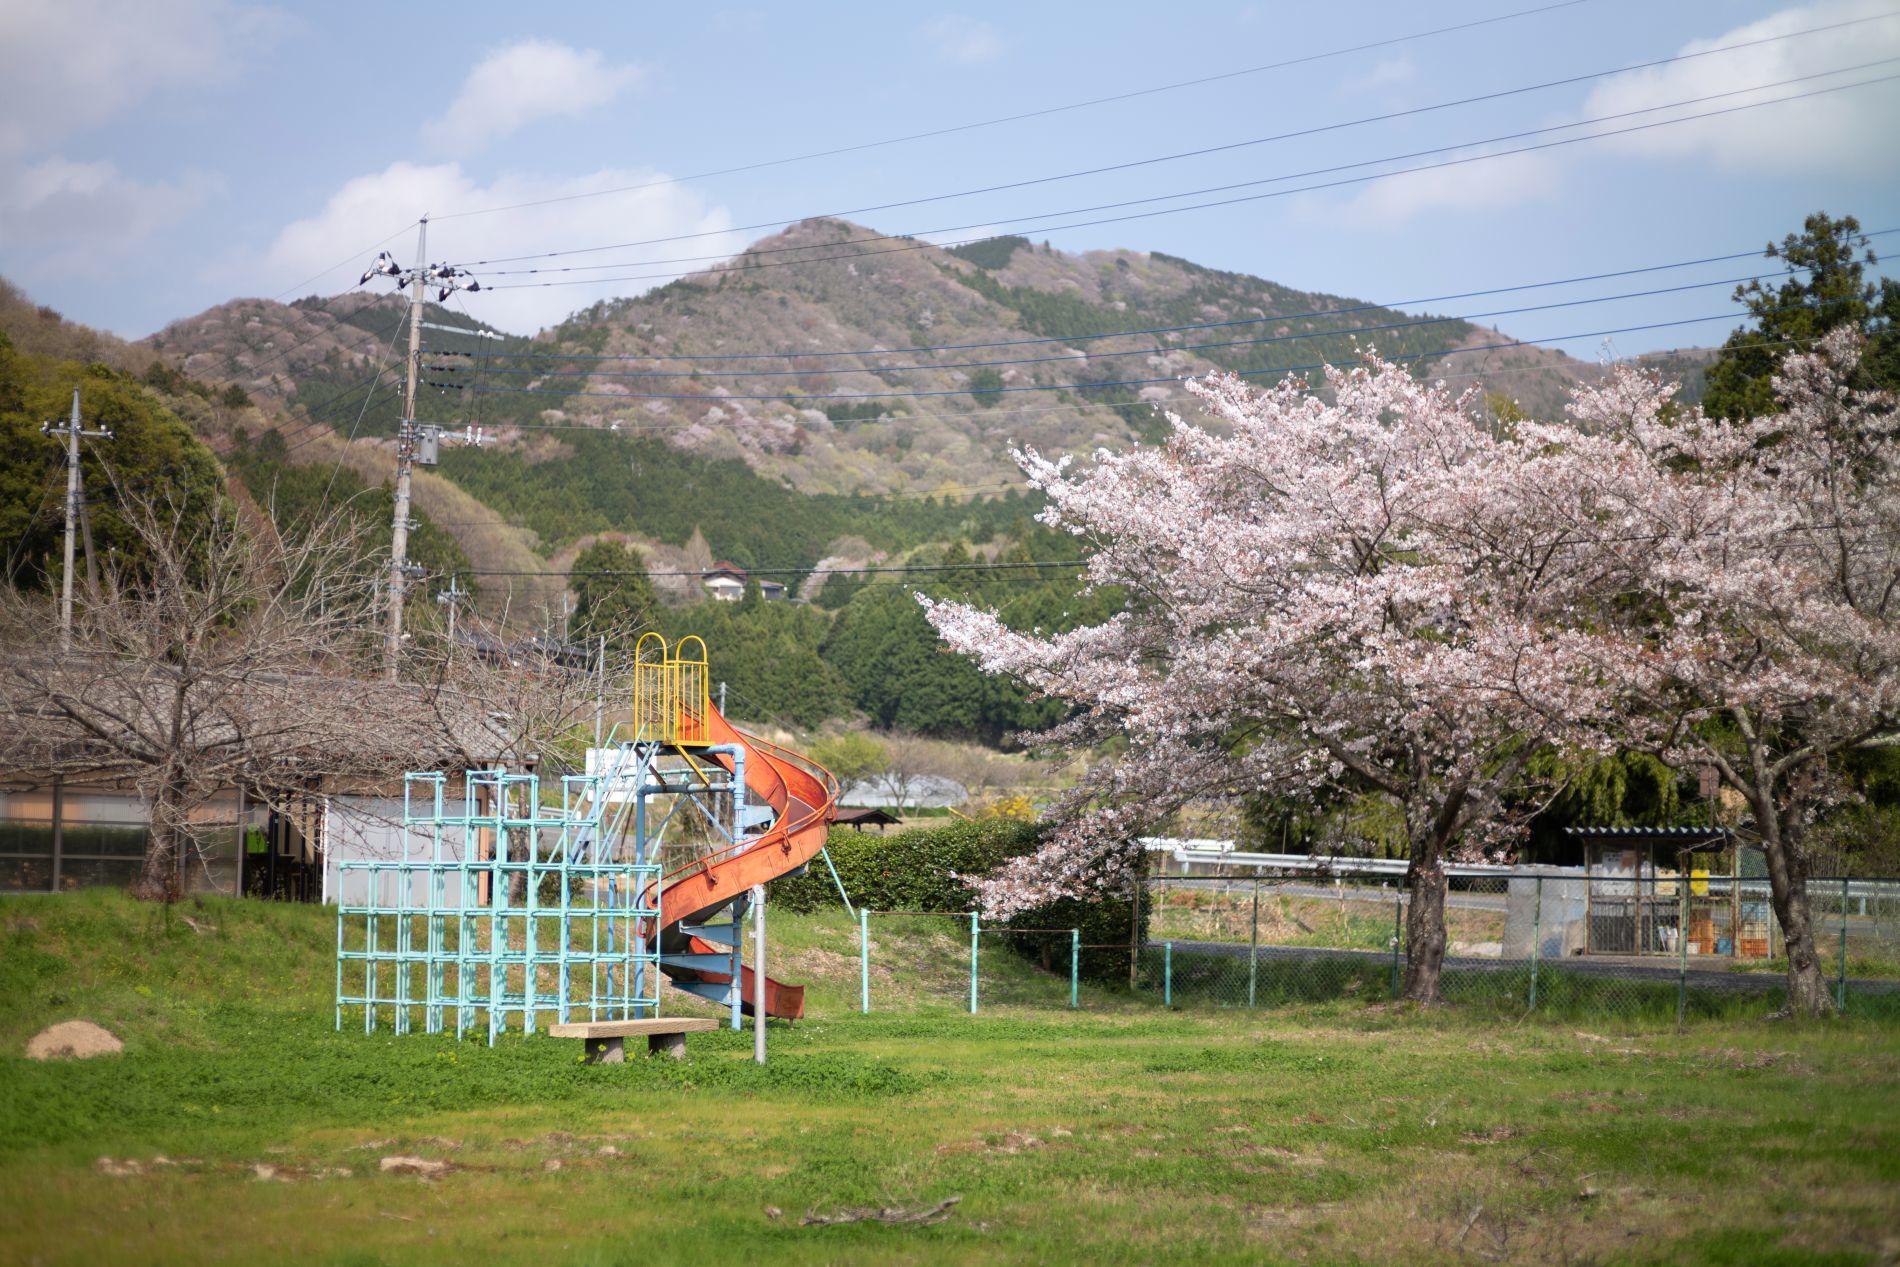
<box><xmin>771</xmin><ymin>820</ymin><xmax>1144</xmax><ymax>982</ymax></box>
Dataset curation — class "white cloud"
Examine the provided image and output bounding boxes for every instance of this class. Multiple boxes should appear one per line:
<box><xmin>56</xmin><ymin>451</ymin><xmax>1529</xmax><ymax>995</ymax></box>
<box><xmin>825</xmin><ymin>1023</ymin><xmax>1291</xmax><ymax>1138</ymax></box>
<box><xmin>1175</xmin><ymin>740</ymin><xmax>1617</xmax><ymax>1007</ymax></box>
<box><xmin>0</xmin><ymin>157</ymin><xmax>221</xmax><ymax>275</ymax></box>
<box><xmin>255</xmin><ymin>162</ymin><xmax>739</xmax><ymax>334</ymax></box>
<box><xmin>423</xmin><ymin>40</ymin><xmax>643</xmax><ymax>155</ymax></box>
<box><xmin>1298</xmin><ymin>148</ymin><xmax>1562</xmax><ymax>228</ymax></box>
<box><xmin>924</xmin><ymin>15</ymin><xmax>1005</xmax><ymax>65</ymax></box>
<box><xmin>1578</xmin><ymin>0</ymin><xmax>1900</xmax><ymax>174</ymax></box>
<box><xmin>0</xmin><ymin>0</ymin><xmax>287</xmax><ymax>154</ymax></box>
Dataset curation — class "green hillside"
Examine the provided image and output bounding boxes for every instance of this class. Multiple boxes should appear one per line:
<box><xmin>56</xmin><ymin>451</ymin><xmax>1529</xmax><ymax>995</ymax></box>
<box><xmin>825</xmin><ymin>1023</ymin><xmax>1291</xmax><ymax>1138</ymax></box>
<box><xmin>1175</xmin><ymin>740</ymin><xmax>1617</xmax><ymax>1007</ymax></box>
<box><xmin>6</xmin><ymin>227</ymin><xmax>1626</xmax><ymax>739</ymax></box>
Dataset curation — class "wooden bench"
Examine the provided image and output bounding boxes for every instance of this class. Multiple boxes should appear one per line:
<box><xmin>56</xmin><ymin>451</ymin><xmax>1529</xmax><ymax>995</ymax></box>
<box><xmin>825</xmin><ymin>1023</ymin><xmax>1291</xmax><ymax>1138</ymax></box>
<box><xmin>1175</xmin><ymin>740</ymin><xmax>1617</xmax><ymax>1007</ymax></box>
<box><xmin>547</xmin><ymin>1017</ymin><xmax>718</xmax><ymax>1063</ymax></box>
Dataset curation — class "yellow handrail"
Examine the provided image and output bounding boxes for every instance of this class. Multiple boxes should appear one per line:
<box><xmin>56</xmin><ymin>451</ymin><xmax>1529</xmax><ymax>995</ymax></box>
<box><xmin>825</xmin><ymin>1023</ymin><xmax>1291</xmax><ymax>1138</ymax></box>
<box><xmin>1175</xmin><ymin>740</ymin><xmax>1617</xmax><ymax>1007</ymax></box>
<box><xmin>630</xmin><ymin>634</ymin><xmax>713</xmax><ymax>746</ymax></box>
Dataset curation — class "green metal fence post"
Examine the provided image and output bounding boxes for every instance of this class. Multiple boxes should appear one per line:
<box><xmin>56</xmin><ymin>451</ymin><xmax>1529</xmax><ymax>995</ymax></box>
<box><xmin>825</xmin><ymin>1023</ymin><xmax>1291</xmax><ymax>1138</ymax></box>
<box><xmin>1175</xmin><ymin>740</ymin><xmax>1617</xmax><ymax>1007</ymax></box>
<box><xmin>1070</xmin><ymin>928</ymin><xmax>1080</xmax><ymax>1009</ymax></box>
<box><xmin>1839</xmin><ymin>876</ymin><xmax>1850</xmax><ymax>1013</ymax></box>
<box><xmin>859</xmin><ymin>906</ymin><xmax>870</xmax><ymax>1015</ymax></box>
<box><xmin>1164</xmin><ymin>941</ymin><xmax>1173</xmax><ymax>1008</ymax></box>
<box><xmin>1248</xmin><ymin>876</ymin><xmax>1259</xmax><ymax>1009</ymax></box>
<box><xmin>1529</xmin><ymin>875</ymin><xmax>1541</xmax><ymax>1012</ymax></box>
<box><xmin>1390</xmin><ymin>886</ymin><xmax>1403</xmax><ymax>1000</ymax></box>
<box><xmin>969</xmin><ymin>911</ymin><xmax>979</xmax><ymax>1015</ymax></box>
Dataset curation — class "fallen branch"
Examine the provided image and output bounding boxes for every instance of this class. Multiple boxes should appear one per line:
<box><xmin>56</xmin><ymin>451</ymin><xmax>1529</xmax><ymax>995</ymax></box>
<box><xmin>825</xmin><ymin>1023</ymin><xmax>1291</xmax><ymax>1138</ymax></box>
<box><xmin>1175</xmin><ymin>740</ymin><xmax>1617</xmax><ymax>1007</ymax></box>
<box><xmin>802</xmin><ymin>1196</ymin><xmax>960</xmax><ymax>1227</ymax></box>
<box><xmin>1456</xmin><ymin>1202</ymin><xmax>1485</xmax><ymax>1248</ymax></box>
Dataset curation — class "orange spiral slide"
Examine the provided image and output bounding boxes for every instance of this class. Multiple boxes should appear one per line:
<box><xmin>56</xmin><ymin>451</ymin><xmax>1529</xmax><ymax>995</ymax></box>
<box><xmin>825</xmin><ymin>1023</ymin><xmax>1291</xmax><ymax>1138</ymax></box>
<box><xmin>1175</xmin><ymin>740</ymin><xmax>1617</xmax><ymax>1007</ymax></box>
<box><xmin>645</xmin><ymin>704</ymin><xmax>838</xmax><ymax>1019</ymax></box>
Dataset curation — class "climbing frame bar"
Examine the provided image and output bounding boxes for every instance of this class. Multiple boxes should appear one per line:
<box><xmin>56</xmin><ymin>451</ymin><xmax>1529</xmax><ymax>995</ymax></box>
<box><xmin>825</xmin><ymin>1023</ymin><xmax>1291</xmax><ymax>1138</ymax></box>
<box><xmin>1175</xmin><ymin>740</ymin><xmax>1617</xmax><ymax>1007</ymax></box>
<box><xmin>335</xmin><ymin>745</ymin><xmax>663</xmax><ymax>1044</ymax></box>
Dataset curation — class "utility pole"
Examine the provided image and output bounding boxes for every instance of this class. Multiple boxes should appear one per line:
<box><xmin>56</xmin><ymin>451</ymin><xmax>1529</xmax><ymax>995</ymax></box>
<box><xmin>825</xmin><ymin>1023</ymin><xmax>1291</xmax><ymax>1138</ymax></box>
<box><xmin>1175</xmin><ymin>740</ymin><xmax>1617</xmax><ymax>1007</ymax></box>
<box><xmin>593</xmin><ymin>634</ymin><xmax>607</xmax><ymax>749</ymax></box>
<box><xmin>358</xmin><ymin>219</ymin><xmax>482</xmax><ymax>682</ymax></box>
<box><xmin>40</xmin><ymin>387</ymin><xmax>112</xmax><ymax>654</ymax></box>
<box><xmin>384</xmin><ymin>218</ymin><xmax>428</xmax><ymax>681</ymax></box>
<box><xmin>435</xmin><ymin>575</ymin><xmax>467</xmax><ymax>642</ymax></box>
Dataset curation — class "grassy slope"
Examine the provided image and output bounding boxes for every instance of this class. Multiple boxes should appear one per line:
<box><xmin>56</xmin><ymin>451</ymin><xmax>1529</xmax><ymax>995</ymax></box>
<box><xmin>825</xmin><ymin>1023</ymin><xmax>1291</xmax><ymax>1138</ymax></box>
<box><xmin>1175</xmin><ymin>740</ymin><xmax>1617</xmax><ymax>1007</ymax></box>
<box><xmin>3</xmin><ymin>891</ymin><xmax>1898</xmax><ymax>1266</ymax></box>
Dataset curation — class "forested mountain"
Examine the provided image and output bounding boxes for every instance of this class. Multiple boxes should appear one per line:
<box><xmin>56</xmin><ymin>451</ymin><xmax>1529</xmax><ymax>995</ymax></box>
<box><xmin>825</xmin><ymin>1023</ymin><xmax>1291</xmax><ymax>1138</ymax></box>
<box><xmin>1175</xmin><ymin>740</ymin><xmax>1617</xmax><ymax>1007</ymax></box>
<box><xmin>3</xmin><ymin>225</ymin><xmax>1718</xmax><ymax>742</ymax></box>
<box><xmin>141</xmin><ymin>219</ymin><xmax>1620</xmax><ymax>497</ymax></box>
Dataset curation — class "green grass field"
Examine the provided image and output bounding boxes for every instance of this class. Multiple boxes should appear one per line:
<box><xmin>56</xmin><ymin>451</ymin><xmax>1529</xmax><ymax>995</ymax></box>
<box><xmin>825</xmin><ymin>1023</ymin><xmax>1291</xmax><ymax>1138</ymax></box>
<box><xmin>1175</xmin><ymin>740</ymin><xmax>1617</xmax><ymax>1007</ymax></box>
<box><xmin>3</xmin><ymin>890</ymin><xmax>1898</xmax><ymax>1266</ymax></box>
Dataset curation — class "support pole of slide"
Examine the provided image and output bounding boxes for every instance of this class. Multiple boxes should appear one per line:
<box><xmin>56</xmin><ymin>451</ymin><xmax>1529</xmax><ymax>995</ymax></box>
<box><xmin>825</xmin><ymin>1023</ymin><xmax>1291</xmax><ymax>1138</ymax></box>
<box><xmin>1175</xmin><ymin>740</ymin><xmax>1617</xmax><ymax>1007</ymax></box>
<box><xmin>753</xmin><ymin>884</ymin><xmax>766</xmax><ymax>1065</ymax></box>
<box><xmin>821</xmin><ymin>847</ymin><xmax>854</xmax><ymax>918</ymax></box>
<box><xmin>860</xmin><ymin>907</ymin><xmax>870</xmax><ymax>1014</ymax></box>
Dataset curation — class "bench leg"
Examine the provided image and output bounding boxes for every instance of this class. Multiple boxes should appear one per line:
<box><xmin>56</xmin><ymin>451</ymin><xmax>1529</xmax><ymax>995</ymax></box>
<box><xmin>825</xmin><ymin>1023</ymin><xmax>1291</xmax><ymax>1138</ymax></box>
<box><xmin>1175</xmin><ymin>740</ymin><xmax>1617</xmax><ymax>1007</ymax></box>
<box><xmin>648</xmin><ymin>1031</ymin><xmax>688</xmax><ymax>1060</ymax></box>
<box><xmin>584</xmin><ymin>1036</ymin><xmax>625</xmax><ymax>1065</ymax></box>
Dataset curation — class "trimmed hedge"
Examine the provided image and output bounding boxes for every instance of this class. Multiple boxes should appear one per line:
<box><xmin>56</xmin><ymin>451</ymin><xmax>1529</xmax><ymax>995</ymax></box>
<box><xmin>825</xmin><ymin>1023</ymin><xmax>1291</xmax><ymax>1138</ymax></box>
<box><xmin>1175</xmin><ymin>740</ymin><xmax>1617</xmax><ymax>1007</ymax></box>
<box><xmin>769</xmin><ymin>820</ymin><xmax>1145</xmax><ymax>983</ymax></box>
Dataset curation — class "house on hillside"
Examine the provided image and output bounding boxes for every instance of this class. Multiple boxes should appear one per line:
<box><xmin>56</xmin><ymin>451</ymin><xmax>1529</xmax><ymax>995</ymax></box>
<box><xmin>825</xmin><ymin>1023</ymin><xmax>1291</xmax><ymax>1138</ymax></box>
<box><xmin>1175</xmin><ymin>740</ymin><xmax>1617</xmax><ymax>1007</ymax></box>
<box><xmin>702</xmin><ymin>562</ymin><xmax>786</xmax><ymax>603</ymax></box>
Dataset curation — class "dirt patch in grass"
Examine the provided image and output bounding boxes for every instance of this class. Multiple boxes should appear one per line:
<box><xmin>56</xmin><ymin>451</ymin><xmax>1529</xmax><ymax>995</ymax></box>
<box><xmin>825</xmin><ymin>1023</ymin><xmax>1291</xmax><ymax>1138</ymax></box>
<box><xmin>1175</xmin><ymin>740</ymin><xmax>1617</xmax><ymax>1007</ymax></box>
<box><xmin>25</xmin><ymin>1020</ymin><xmax>122</xmax><ymax>1060</ymax></box>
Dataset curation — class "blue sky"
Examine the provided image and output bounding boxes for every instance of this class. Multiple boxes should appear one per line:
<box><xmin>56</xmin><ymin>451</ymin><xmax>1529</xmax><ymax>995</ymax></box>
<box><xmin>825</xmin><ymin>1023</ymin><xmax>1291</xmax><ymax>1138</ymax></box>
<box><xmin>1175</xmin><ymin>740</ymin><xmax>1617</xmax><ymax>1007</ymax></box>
<box><xmin>2</xmin><ymin>0</ymin><xmax>1896</xmax><ymax>361</ymax></box>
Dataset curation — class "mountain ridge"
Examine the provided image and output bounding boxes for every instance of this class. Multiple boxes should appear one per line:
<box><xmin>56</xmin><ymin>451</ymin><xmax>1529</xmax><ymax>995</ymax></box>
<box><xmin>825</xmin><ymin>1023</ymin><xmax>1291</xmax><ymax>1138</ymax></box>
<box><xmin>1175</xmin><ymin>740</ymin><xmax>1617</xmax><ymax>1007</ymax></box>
<box><xmin>3</xmin><ymin>226</ymin><xmax>1713</xmax><ymax>627</ymax></box>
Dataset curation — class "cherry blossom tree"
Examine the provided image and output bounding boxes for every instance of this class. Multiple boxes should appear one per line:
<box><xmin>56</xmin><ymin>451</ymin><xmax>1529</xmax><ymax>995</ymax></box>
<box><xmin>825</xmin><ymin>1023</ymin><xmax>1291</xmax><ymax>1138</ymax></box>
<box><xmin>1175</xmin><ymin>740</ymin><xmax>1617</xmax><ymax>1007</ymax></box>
<box><xmin>923</xmin><ymin>357</ymin><xmax>1615</xmax><ymax>1002</ymax></box>
<box><xmin>1542</xmin><ymin>331</ymin><xmax>1899</xmax><ymax>1016</ymax></box>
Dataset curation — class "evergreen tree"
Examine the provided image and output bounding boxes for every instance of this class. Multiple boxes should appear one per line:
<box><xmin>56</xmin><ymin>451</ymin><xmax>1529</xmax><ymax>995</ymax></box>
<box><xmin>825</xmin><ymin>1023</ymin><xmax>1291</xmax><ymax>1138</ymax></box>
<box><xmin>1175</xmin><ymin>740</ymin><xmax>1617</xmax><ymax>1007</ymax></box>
<box><xmin>1704</xmin><ymin>212</ymin><xmax>1900</xmax><ymax>420</ymax></box>
<box><xmin>0</xmin><ymin>340</ymin><xmax>227</xmax><ymax>589</ymax></box>
<box><xmin>569</xmin><ymin>539</ymin><xmax>660</xmax><ymax>647</ymax></box>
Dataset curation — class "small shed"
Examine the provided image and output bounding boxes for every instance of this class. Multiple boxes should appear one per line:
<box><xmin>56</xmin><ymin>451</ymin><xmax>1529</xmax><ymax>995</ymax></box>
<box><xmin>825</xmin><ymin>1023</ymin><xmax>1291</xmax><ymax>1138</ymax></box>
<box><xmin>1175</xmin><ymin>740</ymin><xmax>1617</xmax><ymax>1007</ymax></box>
<box><xmin>834</xmin><ymin>807</ymin><xmax>901</xmax><ymax>833</ymax></box>
<box><xmin>1564</xmin><ymin>827</ymin><xmax>1772</xmax><ymax>959</ymax></box>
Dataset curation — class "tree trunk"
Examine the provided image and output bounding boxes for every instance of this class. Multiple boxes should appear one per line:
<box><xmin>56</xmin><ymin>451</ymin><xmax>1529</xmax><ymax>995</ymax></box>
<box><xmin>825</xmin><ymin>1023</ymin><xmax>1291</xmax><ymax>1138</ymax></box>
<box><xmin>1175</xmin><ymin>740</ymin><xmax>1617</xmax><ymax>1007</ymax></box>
<box><xmin>1128</xmin><ymin>846</ymin><xmax>1145</xmax><ymax>991</ymax></box>
<box><xmin>1759</xmin><ymin>806</ymin><xmax>1835</xmax><ymax>1018</ymax></box>
<box><xmin>1401</xmin><ymin>837</ymin><xmax>1449</xmax><ymax>1004</ymax></box>
<box><xmin>135</xmin><ymin>770</ymin><xmax>188</xmax><ymax>903</ymax></box>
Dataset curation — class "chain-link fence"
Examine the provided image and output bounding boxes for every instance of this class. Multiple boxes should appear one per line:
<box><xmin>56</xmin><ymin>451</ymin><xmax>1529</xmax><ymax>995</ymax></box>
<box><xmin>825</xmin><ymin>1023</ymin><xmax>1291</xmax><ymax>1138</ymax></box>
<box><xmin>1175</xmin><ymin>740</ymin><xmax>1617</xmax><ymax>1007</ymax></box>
<box><xmin>1136</xmin><ymin>873</ymin><xmax>1900</xmax><ymax>1021</ymax></box>
<box><xmin>847</xmin><ymin>870</ymin><xmax>1900</xmax><ymax>1022</ymax></box>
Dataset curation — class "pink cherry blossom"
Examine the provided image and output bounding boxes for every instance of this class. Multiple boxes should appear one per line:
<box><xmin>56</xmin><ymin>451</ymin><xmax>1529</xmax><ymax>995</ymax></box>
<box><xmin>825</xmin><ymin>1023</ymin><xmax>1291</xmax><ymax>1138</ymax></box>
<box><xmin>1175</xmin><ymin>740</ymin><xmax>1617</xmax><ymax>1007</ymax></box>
<box><xmin>925</xmin><ymin>335</ymin><xmax>1897</xmax><ymax>1014</ymax></box>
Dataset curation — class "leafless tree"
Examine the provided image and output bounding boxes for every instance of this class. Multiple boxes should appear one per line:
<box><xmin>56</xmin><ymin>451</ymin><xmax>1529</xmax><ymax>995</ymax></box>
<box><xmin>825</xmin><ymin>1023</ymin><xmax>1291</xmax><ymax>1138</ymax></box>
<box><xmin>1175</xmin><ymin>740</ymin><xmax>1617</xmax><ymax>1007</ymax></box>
<box><xmin>865</xmin><ymin>732</ymin><xmax>968</xmax><ymax>811</ymax></box>
<box><xmin>403</xmin><ymin>606</ymin><xmax>637</xmax><ymax>779</ymax></box>
<box><xmin>0</xmin><ymin>491</ymin><xmax>457</xmax><ymax>901</ymax></box>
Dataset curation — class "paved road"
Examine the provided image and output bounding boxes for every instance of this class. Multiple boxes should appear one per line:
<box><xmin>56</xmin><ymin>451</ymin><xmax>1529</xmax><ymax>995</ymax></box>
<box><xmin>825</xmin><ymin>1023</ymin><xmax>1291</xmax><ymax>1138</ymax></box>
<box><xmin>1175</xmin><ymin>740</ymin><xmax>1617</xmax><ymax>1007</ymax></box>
<box><xmin>1160</xmin><ymin>939</ymin><xmax>1900</xmax><ymax>996</ymax></box>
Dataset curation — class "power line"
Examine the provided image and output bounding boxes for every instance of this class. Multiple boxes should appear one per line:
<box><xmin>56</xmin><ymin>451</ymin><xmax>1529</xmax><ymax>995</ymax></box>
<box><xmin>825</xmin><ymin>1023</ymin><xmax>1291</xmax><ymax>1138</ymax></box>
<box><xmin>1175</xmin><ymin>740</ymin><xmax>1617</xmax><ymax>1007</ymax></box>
<box><xmin>459</xmin><ymin>507</ymin><xmax>1877</xmax><ymax>584</ymax></box>
<box><xmin>419</xmin><ymin>482</ymin><xmax>1040</xmax><ymax>522</ymax></box>
<box><xmin>145</xmin><ymin>288</ymin><xmax>404</xmax><ymax>422</ymax></box>
<box><xmin>441</xmin><ymin>309</ymin><xmax>1789</xmax><ymax>404</ymax></box>
<box><xmin>464</xmin><ymin>559</ymin><xmax>1091</xmax><ymax>579</ymax></box>
<box><xmin>439</xmin><ymin>268</ymin><xmax>1795</xmax><ymax>384</ymax></box>
<box><xmin>446</xmin><ymin>233</ymin><xmax>1898</xmax><ymax>366</ymax></box>
<box><xmin>263</xmin><ymin>220</ymin><xmax>421</xmax><ymax>304</ymax></box>
<box><xmin>315</xmin><ymin>314</ymin><xmax>406</xmax><ymax>505</ymax></box>
<box><xmin>295</xmin><ymin>333</ymin><xmax>1841</xmax><ymax>517</ymax></box>
<box><xmin>368</xmin><ymin>335</ymin><xmax>1755</xmax><ymax>440</ymax></box>
<box><xmin>459</xmin><ymin>12</ymin><xmax>1899</xmax><ymax>273</ymax></box>
<box><xmin>471</xmin><ymin>66</ymin><xmax>1900</xmax><ymax>293</ymax></box>
<box><xmin>428</xmin><ymin>0</ymin><xmax>1603</xmax><ymax>224</ymax></box>
<box><xmin>275</xmin><ymin>311</ymin><xmax>412</xmax><ymax>453</ymax></box>
<box><xmin>403</xmin><ymin>251</ymin><xmax>1886</xmax><ymax>436</ymax></box>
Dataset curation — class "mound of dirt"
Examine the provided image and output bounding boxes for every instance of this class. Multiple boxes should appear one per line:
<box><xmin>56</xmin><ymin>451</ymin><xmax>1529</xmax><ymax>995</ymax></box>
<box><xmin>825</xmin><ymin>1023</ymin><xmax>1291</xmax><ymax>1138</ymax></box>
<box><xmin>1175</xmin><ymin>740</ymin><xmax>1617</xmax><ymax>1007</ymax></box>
<box><xmin>26</xmin><ymin>1020</ymin><xmax>123</xmax><ymax>1060</ymax></box>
